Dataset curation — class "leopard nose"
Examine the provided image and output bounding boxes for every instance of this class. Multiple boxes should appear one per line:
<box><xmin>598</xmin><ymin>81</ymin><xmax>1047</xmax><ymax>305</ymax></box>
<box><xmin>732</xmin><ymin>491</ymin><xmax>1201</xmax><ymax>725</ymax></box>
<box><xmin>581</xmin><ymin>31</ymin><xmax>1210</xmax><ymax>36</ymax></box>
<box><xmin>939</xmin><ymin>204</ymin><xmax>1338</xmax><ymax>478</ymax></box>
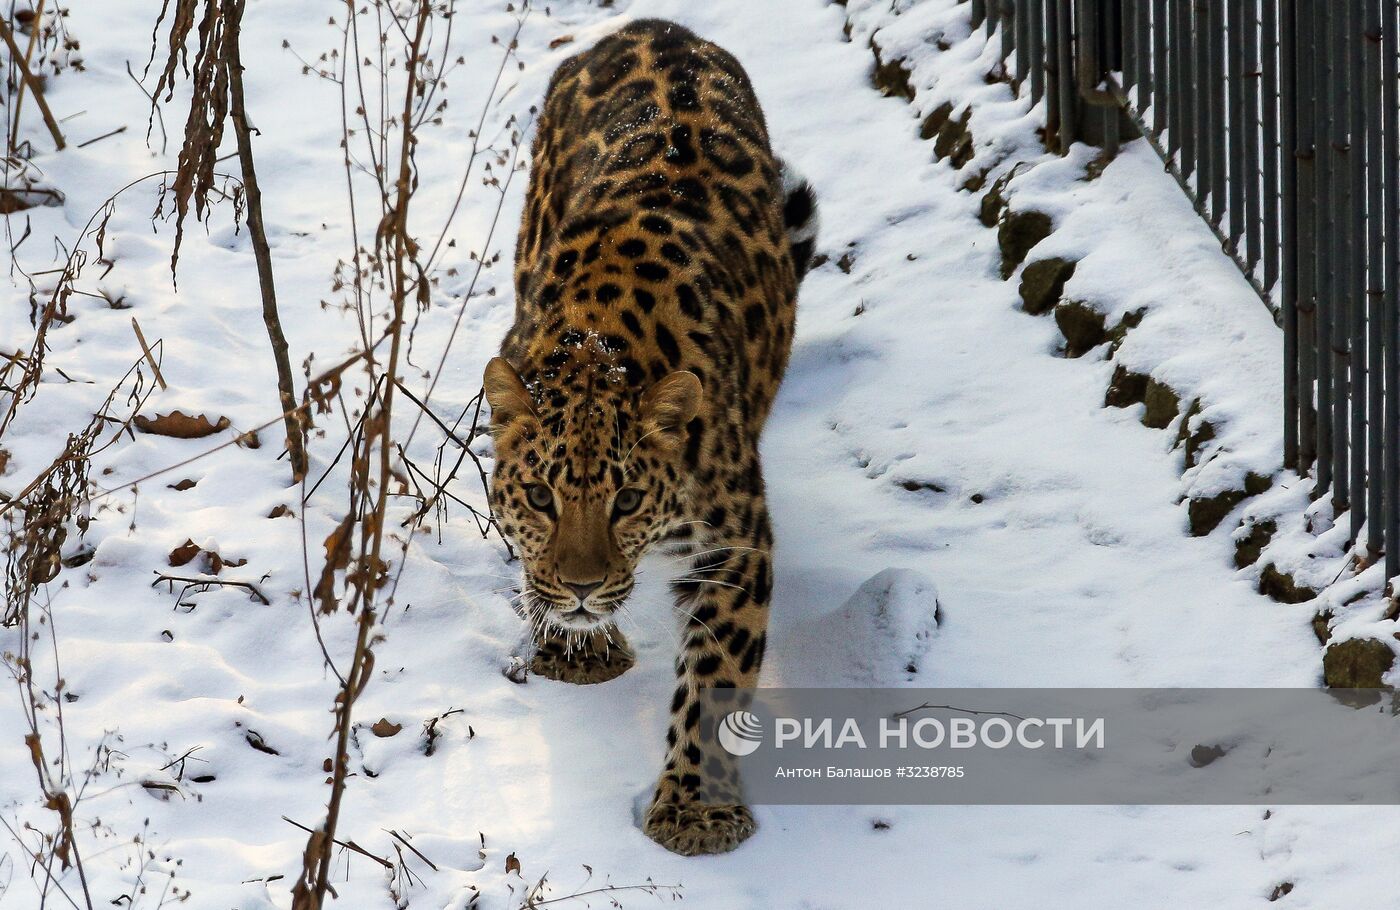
<box><xmin>563</xmin><ymin>580</ymin><xmax>602</xmax><ymax>603</ymax></box>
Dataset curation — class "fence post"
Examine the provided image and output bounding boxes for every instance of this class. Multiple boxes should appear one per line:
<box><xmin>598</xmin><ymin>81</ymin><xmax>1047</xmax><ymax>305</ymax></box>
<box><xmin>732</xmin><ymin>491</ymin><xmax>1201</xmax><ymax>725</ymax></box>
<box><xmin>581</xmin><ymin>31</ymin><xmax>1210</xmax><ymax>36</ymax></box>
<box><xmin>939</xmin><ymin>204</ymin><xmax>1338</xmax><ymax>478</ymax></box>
<box><xmin>1365</xmin><ymin>0</ymin><xmax>1384</xmax><ymax>560</ymax></box>
<box><xmin>1281</xmin><ymin>0</ymin><xmax>1301</xmax><ymax>471</ymax></box>
<box><xmin>1383</xmin><ymin>0</ymin><xmax>1399</xmax><ymax>586</ymax></box>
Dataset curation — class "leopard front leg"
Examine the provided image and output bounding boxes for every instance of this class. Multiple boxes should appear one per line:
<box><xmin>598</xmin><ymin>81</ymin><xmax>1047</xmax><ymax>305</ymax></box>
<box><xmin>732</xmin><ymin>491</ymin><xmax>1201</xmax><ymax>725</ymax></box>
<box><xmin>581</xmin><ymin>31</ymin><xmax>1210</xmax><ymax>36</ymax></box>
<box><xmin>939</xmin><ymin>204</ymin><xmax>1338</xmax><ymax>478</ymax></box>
<box><xmin>530</xmin><ymin>624</ymin><xmax>636</xmax><ymax>685</ymax></box>
<box><xmin>644</xmin><ymin>521</ymin><xmax>772</xmax><ymax>855</ymax></box>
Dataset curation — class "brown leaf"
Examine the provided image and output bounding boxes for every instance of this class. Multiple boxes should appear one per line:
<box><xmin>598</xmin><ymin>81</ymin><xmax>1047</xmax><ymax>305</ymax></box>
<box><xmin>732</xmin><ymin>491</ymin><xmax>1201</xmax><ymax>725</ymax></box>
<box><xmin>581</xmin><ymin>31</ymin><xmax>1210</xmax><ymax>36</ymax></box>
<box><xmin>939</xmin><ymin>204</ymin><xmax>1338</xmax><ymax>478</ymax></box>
<box><xmin>371</xmin><ymin>718</ymin><xmax>402</xmax><ymax>738</ymax></box>
<box><xmin>168</xmin><ymin>478</ymin><xmax>198</xmax><ymax>491</ymax></box>
<box><xmin>134</xmin><ymin>410</ymin><xmax>231</xmax><ymax>439</ymax></box>
<box><xmin>205</xmin><ymin>551</ymin><xmax>248</xmax><ymax>574</ymax></box>
<box><xmin>168</xmin><ymin>539</ymin><xmax>201</xmax><ymax>567</ymax></box>
<box><xmin>549</xmin><ymin>35</ymin><xmax>574</xmax><ymax>49</ymax></box>
<box><xmin>505</xmin><ymin>852</ymin><xmax>521</xmax><ymax>875</ymax></box>
<box><xmin>314</xmin><ymin>515</ymin><xmax>355</xmax><ymax>612</ymax></box>
<box><xmin>267</xmin><ymin>504</ymin><xmax>293</xmax><ymax>519</ymax></box>
<box><xmin>141</xmin><ymin>780</ymin><xmax>181</xmax><ymax>801</ymax></box>
<box><xmin>245</xmin><ymin>731</ymin><xmax>280</xmax><ymax>755</ymax></box>
<box><xmin>167</xmin><ymin>539</ymin><xmax>248</xmax><ymax>573</ymax></box>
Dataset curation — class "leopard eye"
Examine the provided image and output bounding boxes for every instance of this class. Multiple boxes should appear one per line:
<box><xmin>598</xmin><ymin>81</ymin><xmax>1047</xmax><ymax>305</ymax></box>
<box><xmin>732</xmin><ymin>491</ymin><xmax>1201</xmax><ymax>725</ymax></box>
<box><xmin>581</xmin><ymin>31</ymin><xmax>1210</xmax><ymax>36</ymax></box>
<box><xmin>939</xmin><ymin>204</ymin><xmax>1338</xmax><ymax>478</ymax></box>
<box><xmin>525</xmin><ymin>483</ymin><xmax>554</xmax><ymax>512</ymax></box>
<box><xmin>612</xmin><ymin>487</ymin><xmax>643</xmax><ymax>518</ymax></box>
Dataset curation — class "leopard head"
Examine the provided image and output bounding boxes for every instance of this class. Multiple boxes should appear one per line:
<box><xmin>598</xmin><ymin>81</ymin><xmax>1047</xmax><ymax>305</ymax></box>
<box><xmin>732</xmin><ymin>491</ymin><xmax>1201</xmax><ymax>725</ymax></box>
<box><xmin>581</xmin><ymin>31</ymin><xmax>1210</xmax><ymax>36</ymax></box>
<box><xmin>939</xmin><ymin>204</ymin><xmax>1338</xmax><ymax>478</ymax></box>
<box><xmin>483</xmin><ymin>348</ymin><xmax>702</xmax><ymax>631</ymax></box>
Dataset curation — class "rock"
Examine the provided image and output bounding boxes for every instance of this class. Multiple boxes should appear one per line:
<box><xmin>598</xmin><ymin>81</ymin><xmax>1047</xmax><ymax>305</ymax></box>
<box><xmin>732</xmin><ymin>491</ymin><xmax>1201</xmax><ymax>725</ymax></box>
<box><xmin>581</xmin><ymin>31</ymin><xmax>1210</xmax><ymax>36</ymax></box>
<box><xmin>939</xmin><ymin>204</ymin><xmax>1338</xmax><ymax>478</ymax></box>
<box><xmin>1188</xmin><ymin>744</ymin><xmax>1226</xmax><ymax>767</ymax></box>
<box><xmin>871</xmin><ymin>42</ymin><xmax>914</xmax><ymax>100</ymax></box>
<box><xmin>1187</xmin><ymin>473</ymin><xmax>1271</xmax><ymax>536</ymax></box>
<box><xmin>961</xmin><ymin>167</ymin><xmax>989</xmax><ymax>192</ymax></box>
<box><xmin>1323</xmin><ymin>638</ymin><xmax>1395</xmax><ymax>688</ymax></box>
<box><xmin>1311</xmin><ymin>609</ymin><xmax>1334</xmax><ymax>644</ymax></box>
<box><xmin>1142</xmin><ymin>378</ymin><xmax>1180</xmax><ymax>429</ymax></box>
<box><xmin>1019</xmin><ymin>257</ymin><xmax>1076</xmax><ymax>315</ymax></box>
<box><xmin>1104</xmin><ymin>364</ymin><xmax>1149</xmax><ymax>408</ymax></box>
<box><xmin>1105</xmin><ymin>307</ymin><xmax>1145</xmax><ymax>354</ymax></box>
<box><xmin>979</xmin><ymin>170</ymin><xmax>1016</xmax><ymax>228</ymax></box>
<box><xmin>1054</xmin><ymin>299</ymin><xmax>1107</xmax><ymax>357</ymax></box>
<box><xmin>920</xmin><ymin>101</ymin><xmax>954</xmax><ymax>140</ymax></box>
<box><xmin>997</xmin><ymin>209</ymin><xmax>1053</xmax><ymax>279</ymax></box>
<box><xmin>1257</xmin><ymin>563</ymin><xmax>1319</xmax><ymax>604</ymax></box>
<box><xmin>933</xmin><ymin>107</ymin><xmax>974</xmax><ymax>168</ymax></box>
<box><xmin>1175</xmin><ymin>399</ymin><xmax>1218</xmax><ymax>471</ymax></box>
<box><xmin>1234</xmin><ymin>518</ymin><xmax>1277</xmax><ymax>569</ymax></box>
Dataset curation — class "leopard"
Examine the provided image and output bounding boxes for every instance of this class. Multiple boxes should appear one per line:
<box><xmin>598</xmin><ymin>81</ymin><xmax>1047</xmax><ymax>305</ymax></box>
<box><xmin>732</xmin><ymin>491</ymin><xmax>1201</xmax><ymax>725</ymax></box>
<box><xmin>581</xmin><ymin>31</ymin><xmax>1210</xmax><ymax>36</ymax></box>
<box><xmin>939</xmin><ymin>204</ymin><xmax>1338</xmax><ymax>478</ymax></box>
<box><xmin>482</xmin><ymin>18</ymin><xmax>818</xmax><ymax>856</ymax></box>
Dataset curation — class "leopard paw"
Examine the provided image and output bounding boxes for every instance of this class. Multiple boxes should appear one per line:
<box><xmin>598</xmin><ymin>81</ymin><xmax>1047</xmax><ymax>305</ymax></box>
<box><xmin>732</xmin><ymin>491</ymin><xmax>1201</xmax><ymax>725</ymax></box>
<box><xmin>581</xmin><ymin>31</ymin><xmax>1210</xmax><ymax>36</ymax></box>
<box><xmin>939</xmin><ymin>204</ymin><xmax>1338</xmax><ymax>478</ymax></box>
<box><xmin>643</xmin><ymin>800</ymin><xmax>755</xmax><ymax>855</ymax></box>
<box><xmin>530</xmin><ymin>632</ymin><xmax>635</xmax><ymax>684</ymax></box>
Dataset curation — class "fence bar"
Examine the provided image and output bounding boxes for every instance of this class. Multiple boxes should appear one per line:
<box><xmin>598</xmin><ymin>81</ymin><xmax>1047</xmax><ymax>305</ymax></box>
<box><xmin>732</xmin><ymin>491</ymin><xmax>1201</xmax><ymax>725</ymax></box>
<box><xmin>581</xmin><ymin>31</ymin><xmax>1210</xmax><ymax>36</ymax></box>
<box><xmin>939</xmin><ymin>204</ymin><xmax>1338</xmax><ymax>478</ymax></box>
<box><xmin>1227</xmin><ymin>0</ymin><xmax>1247</xmax><ymax>252</ymax></box>
<box><xmin>1151</xmin><ymin>0</ymin><xmax>1167</xmax><ymax>134</ymax></box>
<box><xmin>1120</xmin><ymin>0</ymin><xmax>1134</xmax><ymax>97</ymax></box>
<box><xmin>973</xmin><ymin>0</ymin><xmax>988</xmax><ymax>30</ymax></box>
<box><xmin>1315</xmin><ymin>0</ymin><xmax>1334</xmax><ymax>493</ymax></box>
<box><xmin>1329</xmin><ymin>0</ymin><xmax>1349</xmax><ymax>511</ymax></box>
<box><xmin>1263</xmin><ymin>0</ymin><xmax>1282</xmax><ymax>290</ymax></box>
<box><xmin>1002</xmin><ymin>0</ymin><xmax>1016</xmax><ymax>66</ymax></box>
<box><xmin>1046</xmin><ymin>0</ymin><xmax>1062</xmax><ymax>146</ymax></box>
<box><xmin>1365</xmin><ymin>0</ymin><xmax>1384</xmax><ymax>557</ymax></box>
<box><xmin>1195</xmin><ymin>0</ymin><xmax>1212</xmax><ymax>201</ymax></box>
<box><xmin>1130</xmin><ymin>0</ymin><xmax>1147</xmax><ymax>107</ymax></box>
<box><xmin>1208</xmin><ymin>0</ymin><xmax>1227</xmax><ymax>225</ymax></box>
<box><xmin>1298</xmin><ymin>0</ymin><xmax>1319</xmax><ymax>470</ymax></box>
<box><xmin>1102</xmin><ymin>1</ymin><xmax>1120</xmax><ymax>156</ymax></box>
<box><xmin>1029</xmin><ymin>0</ymin><xmax>1046</xmax><ymax>103</ymax></box>
<box><xmin>1056</xmin><ymin>0</ymin><xmax>1076</xmax><ymax>149</ymax></box>
<box><xmin>1385</xmin><ymin>0</ymin><xmax>1399</xmax><ymax>584</ymax></box>
<box><xmin>1241</xmin><ymin>0</ymin><xmax>1262</xmax><ymax>269</ymax></box>
<box><xmin>1174</xmin><ymin>0</ymin><xmax>1193</xmax><ymax>170</ymax></box>
<box><xmin>1348</xmin><ymin>0</ymin><xmax>1367</xmax><ymax>541</ymax></box>
<box><xmin>1281</xmin><ymin>0</ymin><xmax>1301</xmax><ymax>469</ymax></box>
<box><xmin>1016</xmin><ymin>0</ymin><xmax>1030</xmax><ymax>85</ymax></box>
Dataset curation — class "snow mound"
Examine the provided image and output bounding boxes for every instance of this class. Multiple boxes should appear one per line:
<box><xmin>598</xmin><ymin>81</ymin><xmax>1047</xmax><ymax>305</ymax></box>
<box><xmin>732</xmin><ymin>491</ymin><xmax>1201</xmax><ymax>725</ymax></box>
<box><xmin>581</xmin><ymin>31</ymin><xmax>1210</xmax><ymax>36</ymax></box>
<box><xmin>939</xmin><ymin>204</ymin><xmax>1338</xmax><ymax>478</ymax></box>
<box><xmin>790</xmin><ymin>568</ymin><xmax>941</xmax><ymax>686</ymax></box>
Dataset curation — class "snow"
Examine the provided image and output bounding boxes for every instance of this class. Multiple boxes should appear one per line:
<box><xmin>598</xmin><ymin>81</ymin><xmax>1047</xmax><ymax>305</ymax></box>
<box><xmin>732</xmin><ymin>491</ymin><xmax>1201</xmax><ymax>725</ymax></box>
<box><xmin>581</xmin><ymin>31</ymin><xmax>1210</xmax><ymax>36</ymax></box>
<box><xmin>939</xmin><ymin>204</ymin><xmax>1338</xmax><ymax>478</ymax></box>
<box><xmin>1</xmin><ymin>0</ymin><xmax>1396</xmax><ymax>908</ymax></box>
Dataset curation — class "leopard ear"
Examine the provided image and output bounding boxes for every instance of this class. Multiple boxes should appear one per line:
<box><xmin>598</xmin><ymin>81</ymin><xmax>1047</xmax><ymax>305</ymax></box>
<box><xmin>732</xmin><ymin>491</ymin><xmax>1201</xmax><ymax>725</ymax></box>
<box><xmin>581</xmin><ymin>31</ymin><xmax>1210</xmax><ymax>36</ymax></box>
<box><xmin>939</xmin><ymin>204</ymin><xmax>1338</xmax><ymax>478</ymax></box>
<box><xmin>483</xmin><ymin>357</ymin><xmax>536</xmax><ymax>426</ymax></box>
<box><xmin>640</xmin><ymin>370</ymin><xmax>702</xmax><ymax>440</ymax></box>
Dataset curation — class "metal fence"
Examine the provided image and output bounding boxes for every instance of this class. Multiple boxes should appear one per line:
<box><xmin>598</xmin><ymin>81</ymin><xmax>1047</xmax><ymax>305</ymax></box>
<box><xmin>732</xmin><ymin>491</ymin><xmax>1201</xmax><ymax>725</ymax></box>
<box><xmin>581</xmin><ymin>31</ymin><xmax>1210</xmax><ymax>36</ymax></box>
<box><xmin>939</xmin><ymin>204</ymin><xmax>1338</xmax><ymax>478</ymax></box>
<box><xmin>974</xmin><ymin>0</ymin><xmax>1400</xmax><ymax>582</ymax></box>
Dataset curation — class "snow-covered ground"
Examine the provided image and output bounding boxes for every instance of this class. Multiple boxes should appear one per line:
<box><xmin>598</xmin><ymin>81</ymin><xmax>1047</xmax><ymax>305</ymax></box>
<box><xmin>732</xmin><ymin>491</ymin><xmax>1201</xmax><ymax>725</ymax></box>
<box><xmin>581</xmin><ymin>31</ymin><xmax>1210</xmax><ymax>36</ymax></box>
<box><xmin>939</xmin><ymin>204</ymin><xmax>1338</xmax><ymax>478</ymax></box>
<box><xmin>1</xmin><ymin>0</ymin><xmax>1396</xmax><ymax>907</ymax></box>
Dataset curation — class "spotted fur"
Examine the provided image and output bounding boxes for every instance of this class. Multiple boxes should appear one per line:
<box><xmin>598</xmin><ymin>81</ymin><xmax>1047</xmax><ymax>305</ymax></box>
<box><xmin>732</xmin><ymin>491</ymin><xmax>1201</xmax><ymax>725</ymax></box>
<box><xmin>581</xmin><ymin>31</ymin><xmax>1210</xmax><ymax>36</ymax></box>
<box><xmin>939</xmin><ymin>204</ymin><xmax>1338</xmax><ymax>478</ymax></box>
<box><xmin>483</xmin><ymin>18</ymin><xmax>817</xmax><ymax>856</ymax></box>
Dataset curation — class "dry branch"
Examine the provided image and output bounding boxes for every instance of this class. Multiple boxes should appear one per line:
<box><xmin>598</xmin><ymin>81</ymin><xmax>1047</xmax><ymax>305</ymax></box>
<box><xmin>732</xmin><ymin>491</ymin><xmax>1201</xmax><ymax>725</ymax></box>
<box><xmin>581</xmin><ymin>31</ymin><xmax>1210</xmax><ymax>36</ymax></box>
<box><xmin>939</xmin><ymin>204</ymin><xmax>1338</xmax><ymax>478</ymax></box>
<box><xmin>0</xmin><ymin>13</ymin><xmax>64</xmax><ymax>150</ymax></box>
<box><xmin>290</xmin><ymin>4</ymin><xmax>437</xmax><ymax>907</ymax></box>
<box><xmin>149</xmin><ymin>0</ymin><xmax>308</xmax><ymax>481</ymax></box>
<box><xmin>224</xmin><ymin>0</ymin><xmax>306</xmax><ymax>479</ymax></box>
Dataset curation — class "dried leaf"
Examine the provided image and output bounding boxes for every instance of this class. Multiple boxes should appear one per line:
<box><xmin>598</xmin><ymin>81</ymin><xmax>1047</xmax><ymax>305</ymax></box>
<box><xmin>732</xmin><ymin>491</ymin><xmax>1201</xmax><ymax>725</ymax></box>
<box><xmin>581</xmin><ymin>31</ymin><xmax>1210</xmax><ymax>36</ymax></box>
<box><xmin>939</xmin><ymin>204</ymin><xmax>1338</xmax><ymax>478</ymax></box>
<box><xmin>168</xmin><ymin>539</ymin><xmax>201</xmax><ymax>567</ymax></box>
<box><xmin>371</xmin><ymin>718</ymin><xmax>402</xmax><ymax>738</ymax></box>
<box><xmin>267</xmin><ymin>504</ymin><xmax>293</xmax><ymax>519</ymax></box>
<box><xmin>245</xmin><ymin>731</ymin><xmax>279</xmax><ymax>755</ymax></box>
<box><xmin>505</xmin><ymin>852</ymin><xmax>521</xmax><ymax>875</ymax></box>
<box><xmin>134</xmin><ymin>410</ymin><xmax>231</xmax><ymax>439</ymax></box>
<box><xmin>548</xmin><ymin>34</ymin><xmax>574</xmax><ymax>49</ymax></box>
<box><xmin>314</xmin><ymin>515</ymin><xmax>355</xmax><ymax>612</ymax></box>
<box><xmin>141</xmin><ymin>780</ymin><xmax>181</xmax><ymax>801</ymax></box>
<box><xmin>167</xmin><ymin>538</ymin><xmax>247</xmax><ymax>573</ymax></box>
<box><xmin>168</xmin><ymin>478</ymin><xmax>198</xmax><ymax>491</ymax></box>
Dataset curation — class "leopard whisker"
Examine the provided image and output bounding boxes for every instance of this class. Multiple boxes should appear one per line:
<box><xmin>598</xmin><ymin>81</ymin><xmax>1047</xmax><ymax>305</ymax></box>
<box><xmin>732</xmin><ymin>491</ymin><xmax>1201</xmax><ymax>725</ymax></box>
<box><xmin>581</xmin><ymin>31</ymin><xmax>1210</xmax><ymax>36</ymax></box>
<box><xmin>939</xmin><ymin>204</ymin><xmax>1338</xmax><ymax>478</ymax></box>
<box><xmin>669</xmin><ymin>576</ymin><xmax>749</xmax><ymax>593</ymax></box>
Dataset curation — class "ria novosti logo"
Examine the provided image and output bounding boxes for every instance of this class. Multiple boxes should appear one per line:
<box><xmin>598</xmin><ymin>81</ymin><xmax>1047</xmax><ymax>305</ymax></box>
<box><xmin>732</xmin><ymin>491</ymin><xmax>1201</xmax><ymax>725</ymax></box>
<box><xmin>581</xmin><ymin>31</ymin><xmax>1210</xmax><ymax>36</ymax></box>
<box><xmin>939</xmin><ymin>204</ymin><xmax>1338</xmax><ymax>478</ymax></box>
<box><xmin>717</xmin><ymin>709</ymin><xmax>1106</xmax><ymax>756</ymax></box>
<box><xmin>718</xmin><ymin>710</ymin><xmax>764</xmax><ymax>756</ymax></box>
